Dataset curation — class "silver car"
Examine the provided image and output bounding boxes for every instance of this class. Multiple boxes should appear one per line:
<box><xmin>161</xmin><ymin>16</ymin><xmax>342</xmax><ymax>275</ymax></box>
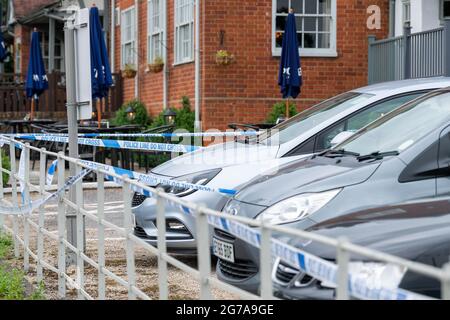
<box><xmin>132</xmin><ymin>77</ymin><xmax>450</xmax><ymax>254</ymax></box>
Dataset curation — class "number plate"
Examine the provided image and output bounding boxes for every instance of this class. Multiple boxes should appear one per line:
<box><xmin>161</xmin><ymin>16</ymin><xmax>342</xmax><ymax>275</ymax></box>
<box><xmin>212</xmin><ymin>237</ymin><xmax>235</xmax><ymax>263</ymax></box>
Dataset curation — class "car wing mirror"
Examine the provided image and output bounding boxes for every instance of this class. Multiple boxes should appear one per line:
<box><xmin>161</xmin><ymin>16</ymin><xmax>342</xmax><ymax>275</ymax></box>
<box><xmin>330</xmin><ymin>131</ymin><xmax>356</xmax><ymax>148</ymax></box>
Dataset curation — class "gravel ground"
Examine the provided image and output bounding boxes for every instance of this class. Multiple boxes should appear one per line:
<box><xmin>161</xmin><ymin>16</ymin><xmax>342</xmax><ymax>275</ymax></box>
<box><xmin>1</xmin><ymin>187</ymin><xmax>239</xmax><ymax>300</ymax></box>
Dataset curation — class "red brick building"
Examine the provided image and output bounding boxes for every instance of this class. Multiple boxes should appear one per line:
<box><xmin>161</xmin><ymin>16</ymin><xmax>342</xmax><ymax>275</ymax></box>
<box><xmin>113</xmin><ymin>0</ymin><xmax>390</xmax><ymax>131</ymax></box>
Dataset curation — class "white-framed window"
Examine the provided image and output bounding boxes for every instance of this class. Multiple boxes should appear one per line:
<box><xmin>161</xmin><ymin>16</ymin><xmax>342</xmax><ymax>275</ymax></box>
<box><xmin>121</xmin><ymin>6</ymin><xmax>137</xmax><ymax>67</ymax></box>
<box><xmin>174</xmin><ymin>0</ymin><xmax>194</xmax><ymax>64</ymax></box>
<box><xmin>402</xmin><ymin>0</ymin><xmax>411</xmax><ymax>25</ymax></box>
<box><xmin>272</xmin><ymin>0</ymin><xmax>337</xmax><ymax>57</ymax></box>
<box><xmin>41</xmin><ymin>33</ymin><xmax>65</xmax><ymax>72</ymax></box>
<box><xmin>148</xmin><ymin>0</ymin><xmax>164</xmax><ymax>63</ymax></box>
<box><xmin>441</xmin><ymin>0</ymin><xmax>450</xmax><ymax>20</ymax></box>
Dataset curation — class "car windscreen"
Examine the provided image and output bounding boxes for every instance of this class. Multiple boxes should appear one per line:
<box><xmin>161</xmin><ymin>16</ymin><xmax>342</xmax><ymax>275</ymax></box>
<box><xmin>256</xmin><ymin>92</ymin><xmax>374</xmax><ymax>145</ymax></box>
<box><xmin>336</xmin><ymin>91</ymin><xmax>450</xmax><ymax>156</ymax></box>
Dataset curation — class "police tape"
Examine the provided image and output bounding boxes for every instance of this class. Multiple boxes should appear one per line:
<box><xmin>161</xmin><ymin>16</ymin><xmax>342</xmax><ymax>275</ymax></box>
<box><xmin>203</xmin><ymin>211</ymin><xmax>430</xmax><ymax>300</ymax></box>
<box><xmin>2</xmin><ymin>136</ymin><xmax>428</xmax><ymax>299</ymax></box>
<box><xmin>16</xmin><ymin>135</ymin><xmax>201</xmax><ymax>153</ymax></box>
<box><xmin>46</xmin><ymin>159</ymin><xmax>237</xmax><ymax>196</ymax></box>
<box><xmin>0</xmin><ymin>168</ymin><xmax>91</xmax><ymax>215</ymax></box>
<box><xmin>14</xmin><ymin>131</ymin><xmax>261</xmax><ymax>138</ymax></box>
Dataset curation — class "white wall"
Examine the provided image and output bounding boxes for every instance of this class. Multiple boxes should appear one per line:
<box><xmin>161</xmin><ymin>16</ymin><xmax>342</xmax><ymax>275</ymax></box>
<box><xmin>394</xmin><ymin>0</ymin><xmax>440</xmax><ymax>36</ymax></box>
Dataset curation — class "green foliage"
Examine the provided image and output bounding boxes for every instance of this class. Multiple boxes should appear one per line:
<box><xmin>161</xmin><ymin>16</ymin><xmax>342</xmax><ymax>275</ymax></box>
<box><xmin>112</xmin><ymin>100</ymin><xmax>150</xmax><ymax>127</ymax></box>
<box><xmin>0</xmin><ymin>232</ymin><xmax>12</xmax><ymax>259</ymax></box>
<box><xmin>175</xmin><ymin>96</ymin><xmax>195</xmax><ymax>132</ymax></box>
<box><xmin>30</xmin><ymin>281</ymin><xmax>46</xmax><ymax>300</ymax></box>
<box><xmin>2</xmin><ymin>154</ymin><xmax>10</xmax><ymax>186</ymax></box>
<box><xmin>0</xmin><ymin>232</ymin><xmax>46</xmax><ymax>300</ymax></box>
<box><xmin>266</xmin><ymin>101</ymin><xmax>298</xmax><ymax>124</ymax></box>
<box><xmin>0</xmin><ymin>266</ymin><xmax>24</xmax><ymax>299</ymax></box>
<box><xmin>147</xmin><ymin>96</ymin><xmax>195</xmax><ymax>132</ymax></box>
<box><xmin>137</xmin><ymin>96</ymin><xmax>195</xmax><ymax>168</ymax></box>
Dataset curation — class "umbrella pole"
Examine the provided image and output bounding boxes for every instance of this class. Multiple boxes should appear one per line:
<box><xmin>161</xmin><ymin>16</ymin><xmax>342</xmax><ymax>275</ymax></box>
<box><xmin>285</xmin><ymin>98</ymin><xmax>289</xmax><ymax>119</ymax></box>
<box><xmin>31</xmin><ymin>98</ymin><xmax>35</xmax><ymax>121</ymax></box>
<box><xmin>97</xmin><ymin>99</ymin><xmax>102</xmax><ymax>129</ymax></box>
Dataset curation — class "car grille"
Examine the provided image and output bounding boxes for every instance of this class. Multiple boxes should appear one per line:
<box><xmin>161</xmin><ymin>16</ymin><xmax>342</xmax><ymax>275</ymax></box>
<box><xmin>275</xmin><ymin>260</ymin><xmax>314</xmax><ymax>287</ymax></box>
<box><xmin>134</xmin><ymin>226</ymin><xmax>148</xmax><ymax>238</ymax></box>
<box><xmin>132</xmin><ymin>192</ymin><xmax>148</xmax><ymax>207</ymax></box>
<box><xmin>134</xmin><ymin>223</ymin><xmax>193</xmax><ymax>241</ymax></box>
<box><xmin>218</xmin><ymin>258</ymin><xmax>258</xmax><ymax>280</ymax></box>
<box><xmin>214</xmin><ymin>228</ymin><xmax>236</xmax><ymax>242</ymax></box>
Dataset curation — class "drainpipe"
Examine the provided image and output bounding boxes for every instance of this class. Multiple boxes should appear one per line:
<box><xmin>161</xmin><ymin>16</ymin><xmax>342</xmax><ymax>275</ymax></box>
<box><xmin>110</xmin><ymin>0</ymin><xmax>115</xmax><ymax>73</ymax></box>
<box><xmin>163</xmin><ymin>0</ymin><xmax>168</xmax><ymax>109</ymax></box>
<box><xmin>389</xmin><ymin>0</ymin><xmax>396</xmax><ymax>37</ymax></box>
<box><xmin>134</xmin><ymin>0</ymin><xmax>139</xmax><ymax>99</ymax></box>
<box><xmin>194</xmin><ymin>0</ymin><xmax>201</xmax><ymax>135</ymax></box>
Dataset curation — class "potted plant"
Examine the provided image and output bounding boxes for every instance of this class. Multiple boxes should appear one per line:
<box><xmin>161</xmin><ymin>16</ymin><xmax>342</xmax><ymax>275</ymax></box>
<box><xmin>215</xmin><ymin>50</ymin><xmax>235</xmax><ymax>66</ymax></box>
<box><xmin>122</xmin><ymin>63</ymin><xmax>137</xmax><ymax>78</ymax></box>
<box><xmin>148</xmin><ymin>56</ymin><xmax>164</xmax><ymax>73</ymax></box>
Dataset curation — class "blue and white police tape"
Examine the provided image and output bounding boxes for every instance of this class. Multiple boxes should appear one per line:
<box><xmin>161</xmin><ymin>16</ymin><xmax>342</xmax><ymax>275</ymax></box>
<box><xmin>204</xmin><ymin>213</ymin><xmax>430</xmax><ymax>300</ymax></box>
<box><xmin>0</xmin><ymin>168</ymin><xmax>91</xmax><ymax>215</ymax></box>
<box><xmin>13</xmin><ymin>131</ymin><xmax>261</xmax><ymax>139</ymax></box>
<box><xmin>46</xmin><ymin>159</ymin><xmax>58</xmax><ymax>186</ymax></box>
<box><xmin>17</xmin><ymin>135</ymin><xmax>201</xmax><ymax>153</ymax></box>
<box><xmin>46</xmin><ymin>159</ymin><xmax>237</xmax><ymax>196</ymax></box>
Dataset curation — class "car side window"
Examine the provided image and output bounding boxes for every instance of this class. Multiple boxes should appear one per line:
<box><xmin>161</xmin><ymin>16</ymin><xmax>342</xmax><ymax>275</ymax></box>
<box><xmin>314</xmin><ymin>92</ymin><xmax>425</xmax><ymax>152</ymax></box>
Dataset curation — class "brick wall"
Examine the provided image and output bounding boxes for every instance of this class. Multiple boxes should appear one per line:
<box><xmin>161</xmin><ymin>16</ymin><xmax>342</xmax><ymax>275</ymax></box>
<box><xmin>201</xmin><ymin>0</ymin><xmax>390</xmax><ymax>130</ymax></box>
<box><xmin>113</xmin><ymin>0</ymin><xmax>390</xmax><ymax>130</ymax></box>
<box><xmin>14</xmin><ymin>24</ymin><xmax>31</xmax><ymax>74</ymax></box>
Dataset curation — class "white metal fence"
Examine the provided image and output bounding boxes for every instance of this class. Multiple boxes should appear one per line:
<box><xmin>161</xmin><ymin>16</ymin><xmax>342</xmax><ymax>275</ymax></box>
<box><xmin>1</xmin><ymin>136</ymin><xmax>450</xmax><ymax>300</ymax></box>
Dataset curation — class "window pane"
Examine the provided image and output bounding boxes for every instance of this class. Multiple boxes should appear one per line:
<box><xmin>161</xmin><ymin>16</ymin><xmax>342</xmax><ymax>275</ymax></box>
<box><xmin>304</xmin><ymin>17</ymin><xmax>316</xmax><ymax>31</ymax></box>
<box><xmin>444</xmin><ymin>0</ymin><xmax>450</xmax><ymax>17</ymax></box>
<box><xmin>291</xmin><ymin>0</ymin><xmax>303</xmax><ymax>14</ymax></box>
<box><xmin>317</xmin><ymin>33</ymin><xmax>330</xmax><ymax>48</ymax></box>
<box><xmin>277</xmin><ymin>0</ymin><xmax>289</xmax><ymax>13</ymax></box>
<box><xmin>295</xmin><ymin>17</ymin><xmax>303</xmax><ymax>31</ymax></box>
<box><xmin>297</xmin><ymin>33</ymin><xmax>303</xmax><ymax>47</ymax></box>
<box><xmin>276</xmin><ymin>32</ymin><xmax>284</xmax><ymax>47</ymax></box>
<box><xmin>318</xmin><ymin>17</ymin><xmax>330</xmax><ymax>31</ymax></box>
<box><xmin>346</xmin><ymin>93</ymin><xmax>423</xmax><ymax>132</ymax></box>
<box><xmin>276</xmin><ymin>16</ymin><xmax>286</xmax><ymax>31</ymax></box>
<box><xmin>304</xmin><ymin>33</ymin><xmax>316</xmax><ymax>48</ymax></box>
<box><xmin>305</xmin><ymin>0</ymin><xmax>317</xmax><ymax>14</ymax></box>
<box><xmin>318</xmin><ymin>0</ymin><xmax>331</xmax><ymax>14</ymax></box>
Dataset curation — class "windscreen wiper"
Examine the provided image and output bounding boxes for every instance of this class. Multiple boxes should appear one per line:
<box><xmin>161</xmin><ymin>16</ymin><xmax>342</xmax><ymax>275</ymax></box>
<box><xmin>321</xmin><ymin>149</ymin><xmax>361</xmax><ymax>158</ymax></box>
<box><xmin>357</xmin><ymin>150</ymin><xmax>399</xmax><ymax>162</ymax></box>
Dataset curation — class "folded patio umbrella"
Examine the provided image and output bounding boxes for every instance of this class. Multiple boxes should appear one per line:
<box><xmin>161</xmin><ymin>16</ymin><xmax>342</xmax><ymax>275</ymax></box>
<box><xmin>90</xmin><ymin>6</ymin><xmax>113</xmax><ymax>128</ymax></box>
<box><xmin>278</xmin><ymin>10</ymin><xmax>303</xmax><ymax>118</ymax></box>
<box><xmin>25</xmin><ymin>30</ymin><xmax>49</xmax><ymax>121</ymax></box>
<box><xmin>0</xmin><ymin>32</ymin><xmax>9</xmax><ymax>62</ymax></box>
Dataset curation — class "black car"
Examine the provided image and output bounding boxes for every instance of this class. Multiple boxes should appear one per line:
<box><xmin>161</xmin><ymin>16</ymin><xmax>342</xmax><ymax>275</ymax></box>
<box><xmin>273</xmin><ymin>197</ymin><xmax>450</xmax><ymax>300</ymax></box>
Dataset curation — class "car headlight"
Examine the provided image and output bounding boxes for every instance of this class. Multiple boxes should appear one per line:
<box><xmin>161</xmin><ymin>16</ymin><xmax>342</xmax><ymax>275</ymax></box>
<box><xmin>257</xmin><ymin>189</ymin><xmax>342</xmax><ymax>225</ymax></box>
<box><xmin>158</xmin><ymin>169</ymin><xmax>221</xmax><ymax>197</ymax></box>
<box><xmin>321</xmin><ymin>262</ymin><xmax>407</xmax><ymax>290</ymax></box>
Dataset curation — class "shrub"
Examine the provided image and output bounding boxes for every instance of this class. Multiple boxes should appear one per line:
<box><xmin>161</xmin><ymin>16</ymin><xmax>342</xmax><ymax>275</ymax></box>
<box><xmin>137</xmin><ymin>96</ymin><xmax>195</xmax><ymax>169</ymax></box>
<box><xmin>112</xmin><ymin>100</ymin><xmax>150</xmax><ymax>127</ymax></box>
<box><xmin>266</xmin><ymin>101</ymin><xmax>298</xmax><ymax>124</ymax></box>
<box><xmin>1</xmin><ymin>154</ymin><xmax>10</xmax><ymax>186</ymax></box>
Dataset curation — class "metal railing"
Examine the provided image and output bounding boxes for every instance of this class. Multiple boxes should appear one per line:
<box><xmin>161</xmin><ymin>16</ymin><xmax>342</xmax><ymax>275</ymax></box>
<box><xmin>1</xmin><ymin>137</ymin><xmax>450</xmax><ymax>300</ymax></box>
<box><xmin>368</xmin><ymin>21</ymin><xmax>449</xmax><ymax>84</ymax></box>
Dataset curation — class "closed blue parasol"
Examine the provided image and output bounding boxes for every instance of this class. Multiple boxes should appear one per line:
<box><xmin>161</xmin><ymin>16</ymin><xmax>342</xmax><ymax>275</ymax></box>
<box><xmin>278</xmin><ymin>9</ymin><xmax>303</xmax><ymax>118</ymax></box>
<box><xmin>90</xmin><ymin>6</ymin><xmax>113</xmax><ymax>99</ymax></box>
<box><xmin>90</xmin><ymin>5</ymin><xmax>113</xmax><ymax>127</ymax></box>
<box><xmin>25</xmin><ymin>30</ymin><xmax>48</xmax><ymax>120</ymax></box>
<box><xmin>0</xmin><ymin>32</ymin><xmax>8</xmax><ymax>62</ymax></box>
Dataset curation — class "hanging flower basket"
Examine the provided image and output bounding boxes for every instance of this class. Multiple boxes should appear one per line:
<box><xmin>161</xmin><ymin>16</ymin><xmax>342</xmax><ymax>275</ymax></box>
<box><xmin>148</xmin><ymin>63</ymin><xmax>164</xmax><ymax>73</ymax></box>
<box><xmin>215</xmin><ymin>50</ymin><xmax>235</xmax><ymax>66</ymax></box>
<box><xmin>122</xmin><ymin>64</ymin><xmax>137</xmax><ymax>79</ymax></box>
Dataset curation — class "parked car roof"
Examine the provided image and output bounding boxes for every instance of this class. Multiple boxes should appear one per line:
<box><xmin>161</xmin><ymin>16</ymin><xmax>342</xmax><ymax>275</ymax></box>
<box><xmin>354</xmin><ymin>77</ymin><xmax>450</xmax><ymax>95</ymax></box>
